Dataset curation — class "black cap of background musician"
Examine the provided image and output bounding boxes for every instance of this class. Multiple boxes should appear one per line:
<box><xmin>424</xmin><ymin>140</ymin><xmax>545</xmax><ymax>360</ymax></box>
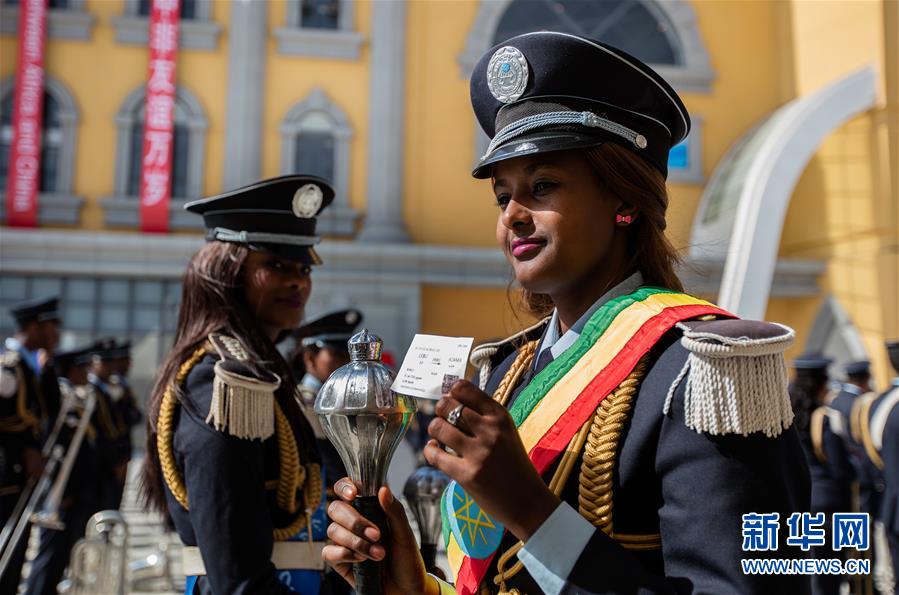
<box><xmin>9</xmin><ymin>296</ymin><xmax>61</xmax><ymax>327</ymax></box>
<box><xmin>843</xmin><ymin>360</ymin><xmax>870</xmax><ymax>378</ymax></box>
<box><xmin>54</xmin><ymin>344</ymin><xmax>93</xmax><ymax>375</ymax></box>
<box><xmin>89</xmin><ymin>337</ymin><xmax>120</xmax><ymax>361</ymax></box>
<box><xmin>295</xmin><ymin>309</ymin><xmax>363</xmax><ymax>351</ymax></box>
<box><xmin>886</xmin><ymin>340</ymin><xmax>899</xmax><ymax>375</ymax></box>
<box><xmin>792</xmin><ymin>353</ymin><xmax>832</xmax><ymax>377</ymax></box>
<box><xmin>185</xmin><ymin>175</ymin><xmax>335</xmax><ymax>266</ymax></box>
<box><xmin>108</xmin><ymin>341</ymin><xmax>131</xmax><ymax>360</ymax></box>
<box><xmin>470</xmin><ymin>31</ymin><xmax>690</xmax><ymax>179</ymax></box>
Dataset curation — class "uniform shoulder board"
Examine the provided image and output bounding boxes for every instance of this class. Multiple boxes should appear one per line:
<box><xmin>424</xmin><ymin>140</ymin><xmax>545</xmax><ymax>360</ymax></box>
<box><xmin>469</xmin><ymin>317</ymin><xmax>549</xmax><ymax>391</ymax></box>
<box><xmin>0</xmin><ymin>350</ymin><xmax>21</xmax><ymax>398</ymax></box>
<box><xmin>810</xmin><ymin>407</ymin><xmax>829</xmax><ymax>463</ymax></box>
<box><xmin>850</xmin><ymin>392</ymin><xmax>877</xmax><ymax>442</ymax></box>
<box><xmin>0</xmin><ymin>349</ymin><xmax>21</xmax><ymax>369</ymax></box>
<box><xmin>869</xmin><ymin>386</ymin><xmax>899</xmax><ymax>454</ymax></box>
<box><xmin>664</xmin><ymin>318</ymin><xmax>795</xmax><ymax>438</ymax></box>
<box><xmin>205</xmin><ymin>333</ymin><xmax>280</xmax><ymax>440</ymax></box>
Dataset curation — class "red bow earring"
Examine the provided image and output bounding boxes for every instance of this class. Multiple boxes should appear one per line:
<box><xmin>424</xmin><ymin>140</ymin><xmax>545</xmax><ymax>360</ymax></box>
<box><xmin>616</xmin><ymin>214</ymin><xmax>633</xmax><ymax>225</ymax></box>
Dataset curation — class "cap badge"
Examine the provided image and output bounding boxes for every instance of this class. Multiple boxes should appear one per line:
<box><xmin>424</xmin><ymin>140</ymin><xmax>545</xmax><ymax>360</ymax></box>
<box><xmin>292</xmin><ymin>184</ymin><xmax>323</xmax><ymax>218</ymax></box>
<box><xmin>487</xmin><ymin>46</ymin><xmax>529</xmax><ymax>104</ymax></box>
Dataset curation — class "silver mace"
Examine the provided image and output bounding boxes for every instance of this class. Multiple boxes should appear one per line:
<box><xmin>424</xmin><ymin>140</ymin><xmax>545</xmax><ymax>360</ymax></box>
<box><xmin>314</xmin><ymin>329</ymin><xmax>416</xmax><ymax>595</ymax></box>
<box><xmin>404</xmin><ymin>464</ymin><xmax>450</xmax><ymax>575</ymax></box>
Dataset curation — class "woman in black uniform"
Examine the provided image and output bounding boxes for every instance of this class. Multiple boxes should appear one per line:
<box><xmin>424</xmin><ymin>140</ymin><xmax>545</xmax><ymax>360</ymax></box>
<box><xmin>323</xmin><ymin>32</ymin><xmax>812</xmax><ymax>594</ymax></box>
<box><xmin>142</xmin><ymin>175</ymin><xmax>335</xmax><ymax>594</ymax></box>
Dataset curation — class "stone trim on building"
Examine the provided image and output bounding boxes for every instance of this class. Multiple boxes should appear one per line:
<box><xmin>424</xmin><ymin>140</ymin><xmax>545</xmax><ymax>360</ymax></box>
<box><xmin>111</xmin><ymin>0</ymin><xmax>221</xmax><ymax>50</ymax></box>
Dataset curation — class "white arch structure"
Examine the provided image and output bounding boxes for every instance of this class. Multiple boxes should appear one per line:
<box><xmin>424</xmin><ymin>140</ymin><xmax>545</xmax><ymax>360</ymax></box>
<box><xmin>691</xmin><ymin>66</ymin><xmax>878</xmax><ymax>319</ymax></box>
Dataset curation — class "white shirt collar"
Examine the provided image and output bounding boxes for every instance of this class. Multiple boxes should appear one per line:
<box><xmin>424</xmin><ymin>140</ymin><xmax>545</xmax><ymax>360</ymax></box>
<box><xmin>538</xmin><ymin>271</ymin><xmax>645</xmax><ymax>362</ymax></box>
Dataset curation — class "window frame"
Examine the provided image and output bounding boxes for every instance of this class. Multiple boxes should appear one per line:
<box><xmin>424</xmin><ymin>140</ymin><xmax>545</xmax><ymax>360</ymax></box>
<box><xmin>110</xmin><ymin>0</ymin><xmax>221</xmax><ymax>50</ymax></box>
<box><xmin>102</xmin><ymin>84</ymin><xmax>208</xmax><ymax>230</ymax></box>
<box><xmin>280</xmin><ymin>88</ymin><xmax>359</xmax><ymax>236</ymax></box>
<box><xmin>0</xmin><ymin>0</ymin><xmax>95</xmax><ymax>40</ymax></box>
<box><xmin>274</xmin><ymin>0</ymin><xmax>364</xmax><ymax>60</ymax></box>
<box><xmin>667</xmin><ymin>114</ymin><xmax>704</xmax><ymax>185</ymax></box>
<box><xmin>0</xmin><ymin>75</ymin><xmax>83</xmax><ymax>225</ymax></box>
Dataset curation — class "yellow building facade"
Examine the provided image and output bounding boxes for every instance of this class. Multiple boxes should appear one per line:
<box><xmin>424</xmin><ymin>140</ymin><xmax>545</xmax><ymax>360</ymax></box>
<box><xmin>0</xmin><ymin>0</ymin><xmax>896</xmax><ymax>395</ymax></box>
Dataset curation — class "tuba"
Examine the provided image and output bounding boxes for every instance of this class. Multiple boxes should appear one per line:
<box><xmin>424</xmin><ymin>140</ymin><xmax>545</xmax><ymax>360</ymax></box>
<box><xmin>66</xmin><ymin>510</ymin><xmax>128</xmax><ymax>595</ymax></box>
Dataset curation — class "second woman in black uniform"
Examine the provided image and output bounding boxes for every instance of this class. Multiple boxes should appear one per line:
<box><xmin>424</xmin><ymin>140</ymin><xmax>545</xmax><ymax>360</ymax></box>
<box><xmin>141</xmin><ymin>175</ymin><xmax>337</xmax><ymax>594</ymax></box>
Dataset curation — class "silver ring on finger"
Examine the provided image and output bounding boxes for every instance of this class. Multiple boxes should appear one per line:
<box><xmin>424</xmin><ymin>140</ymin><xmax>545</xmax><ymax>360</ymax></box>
<box><xmin>446</xmin><ymin>404</ymin><xmax>465</xmax><ymax>428</ymax></box>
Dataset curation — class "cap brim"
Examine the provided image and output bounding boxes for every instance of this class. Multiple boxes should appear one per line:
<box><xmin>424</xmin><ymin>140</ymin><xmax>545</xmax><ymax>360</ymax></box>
<box><xmin>472</xmin><ymin>130</ymin><xmax>606</xmax><ymax>178</ymax></box>
<box><xmin>250</xmin><ymin>243</ymin><xmax>323</xmax><ymax>266</ymax></box>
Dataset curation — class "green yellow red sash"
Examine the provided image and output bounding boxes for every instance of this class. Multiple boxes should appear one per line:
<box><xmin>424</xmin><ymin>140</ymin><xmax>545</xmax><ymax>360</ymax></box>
<box><xmin>442</xmin><ymin>288</ymin><xmax>732</xmax><ymax>594</ymax></box>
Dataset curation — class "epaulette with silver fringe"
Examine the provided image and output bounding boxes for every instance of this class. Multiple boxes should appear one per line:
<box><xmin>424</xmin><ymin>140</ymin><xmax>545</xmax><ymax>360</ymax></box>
<box><xmin>662</xmin><ymin>319</ymin><xmax>795</xmax><ymax>437</ymax></box>
<box><xmin>0</xmin><ymin>349</ymin><xmax>21</xmax><ymax>369</ymax></box>
<box><xmin>206</xmin><ymin>333</ymin><xmax>280</xmax><ymax>440</ymax></box>
<box><xmin>469</xmin><ymin>317</ymin><xmax>549</xmax><ymax>391</ymax></box>
<box><xmin>0</xmin><ymin>350</ymin><xmax>21</xmax><ymax>399</ymax></box>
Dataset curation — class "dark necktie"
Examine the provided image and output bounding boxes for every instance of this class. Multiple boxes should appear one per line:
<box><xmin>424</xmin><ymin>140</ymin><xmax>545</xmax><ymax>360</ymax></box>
<box><xmin>532</xmin><ymin>347</ymin><xmax>555</xmax><ymax>378</ymax></box>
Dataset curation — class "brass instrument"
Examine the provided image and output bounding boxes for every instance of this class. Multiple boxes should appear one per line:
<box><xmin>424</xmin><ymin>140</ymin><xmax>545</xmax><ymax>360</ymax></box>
<box><xmin>32</xmin><ymin>388</ymin><xmax>96</xmax><ymax>529</ymax></box>
<box><xmin>0</xmin><ymin>384</ymin><xmax>94</xmax><ymax>576</ymax></box>
<box><xmin>67</xmin><ymin>510</ymin><xmax>128</xmax><ymax>595</ymax></box>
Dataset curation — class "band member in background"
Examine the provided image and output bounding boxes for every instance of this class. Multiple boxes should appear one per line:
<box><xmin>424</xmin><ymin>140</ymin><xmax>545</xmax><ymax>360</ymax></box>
<box><xmin>88</xmin><ymin>339</ymin><xmax>130</xmax><ymax>510</ymax></box>
<box><xmin>142</xmin><ymin>175</ymin><xmax>336</xmax><ymax>594</ymax></box>
<box><xmin>829</xmin><ymin>357</ymin><xmax>887</xmax><ymax>594</ymax></box>
<box><xmin>845</xmin><ymin>360</ymin><xmax>874</xmax><ymax>395</ymax></box>
<box><xmin>109</xmin><ymin>340</ymin><xmax>142</xmax><ymax>488</ymax></box>
<box><xmin>790</xmin><ymin>354</ymin><xmax>855</xmax><ymax>595</ymax></box>
<box><xmin>324</xmin><ymin>32</ymin><xmax>811</xmax><ymax>594</ymax></box>
<box><xmin>1</xmin><ymin>296</ymin><xmax>61</xmax><ymax>592</ymax></box>
<box><xmin>862</xmin><ymin>341</ymin><xmax>899</xmax><ymax>593</ymax></box>
<box><xmin>25</xmin><ymin>345</ymin><xmax>99</xmax><ymax>595</ymax></box>
<box><xmin>292</xmin><ymin>308</ymin><xmax>361</xmax><ymax>493</ymax></box>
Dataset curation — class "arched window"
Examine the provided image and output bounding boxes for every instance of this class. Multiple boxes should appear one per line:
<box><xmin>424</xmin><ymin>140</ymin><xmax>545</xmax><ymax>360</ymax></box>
<box><xmin>125</xmin><ymin>104</ymin><xmax>191</xmax><ymax>199</ymax></box>
<box><xmin>460</xmin><ymin>0</ymin><xmax>713</xmax><ymax>92</ymax></box>
<box><xmin>292</xmin><ymin>112</ymin><xmax>336</xmax><ymax>182</ymax></box>
<box><xmin>493</xmin><ymin>0</ymin><xmax>678</xmax><ymax>66</ymax></box>
<box><xmin>104</xmin><ymin>85</ymin><xmax>207</xmax><ymax>229</ymax></box>
<box><xmin>460</xmin><ymin>0</ymin><xmax>713</xmax><ymax>177</ymax></box>
<box><xmin>280</xmin><ymin>88</ymin><xmax>358</xmax><ymax>236</ymax></box>
<box><xmin>0</xmin><ymin>76</ymin><xmax>82</xmax><ymax>224</ymax></box>
<box><xmin>0</xmin><ymin>92</ymin><xmax>61</xmax><ymax>193</ymax></box>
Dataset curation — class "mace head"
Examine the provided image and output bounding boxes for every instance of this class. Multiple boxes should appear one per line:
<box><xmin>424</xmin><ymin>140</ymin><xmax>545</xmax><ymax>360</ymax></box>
<box><xmin>314</xmin><ymin>329</ymin><xmax>416</xmax><ymax>496</ymax></box>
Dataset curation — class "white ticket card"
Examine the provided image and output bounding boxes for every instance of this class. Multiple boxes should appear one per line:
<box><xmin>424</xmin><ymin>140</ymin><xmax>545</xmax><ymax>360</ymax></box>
<box><xmin>391</xmin><ymin>334</ymin><xmax>474</xmax><ymax>400</ymax></box>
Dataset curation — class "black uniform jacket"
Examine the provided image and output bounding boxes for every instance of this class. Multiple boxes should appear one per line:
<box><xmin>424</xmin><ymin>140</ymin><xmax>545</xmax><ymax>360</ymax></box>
<box><xmin>802</xmin><ymin>408</ymin><xmax>854</xmax><ymax>513</ymax></box>
<box><xmin>477</xmin><ymin>324</ymin><xmax>812</xmax><ymax>595</ymax></box>
<box><xmin>0</xmin><ymin>347</ymin><xmax>55</xmax><ymax>490</ymax></box>
<box><xmin>828</xmin><ymin>389</ymin><xmax>883</xmax><ymax>516</ymax></box>
<box><xmin>872</xmin><ymin>383</ymin><xmax>899</xmax><ymax>540</ymax></box>
<box><xmin>164</xmin><ymin>352</ymin><xmax>307</xmax><ymax>595</ymax></box>
<box><xmin>89</xmin><ymin>378</ymin><xmax>129</xmax><ymax>470</ymax></box>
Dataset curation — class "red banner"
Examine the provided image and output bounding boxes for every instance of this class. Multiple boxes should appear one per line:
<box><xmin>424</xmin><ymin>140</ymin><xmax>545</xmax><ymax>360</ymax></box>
<box><xmin>5</xmin><ymin>0</ymin><xmax>48</xmax><ymax>228</ymax></box>
<box><xmin>139</xmin><ymin>0</ymin><xmax>181</xmax><ymax>233</ymax></box>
